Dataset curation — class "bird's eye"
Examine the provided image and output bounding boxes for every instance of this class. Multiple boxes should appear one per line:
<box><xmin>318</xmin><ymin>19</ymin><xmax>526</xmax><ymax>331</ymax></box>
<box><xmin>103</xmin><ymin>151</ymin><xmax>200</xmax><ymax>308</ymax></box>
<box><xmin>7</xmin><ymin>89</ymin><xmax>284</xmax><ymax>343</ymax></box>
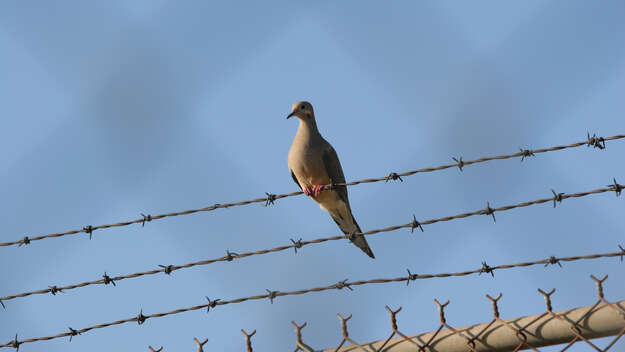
<box><xmin>300</xmin><ymin>105</ymin><xmax>306</xmax><ymax>110</ymax></box>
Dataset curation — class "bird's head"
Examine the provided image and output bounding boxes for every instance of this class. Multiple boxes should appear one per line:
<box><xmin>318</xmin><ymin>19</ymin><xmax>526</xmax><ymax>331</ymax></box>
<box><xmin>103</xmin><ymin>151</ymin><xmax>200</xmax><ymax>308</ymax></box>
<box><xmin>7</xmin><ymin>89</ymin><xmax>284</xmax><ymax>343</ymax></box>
<box><xmin>286</xmin><ymin>101</ymin><xmax>314</xmax><ymax>121</ymax></box>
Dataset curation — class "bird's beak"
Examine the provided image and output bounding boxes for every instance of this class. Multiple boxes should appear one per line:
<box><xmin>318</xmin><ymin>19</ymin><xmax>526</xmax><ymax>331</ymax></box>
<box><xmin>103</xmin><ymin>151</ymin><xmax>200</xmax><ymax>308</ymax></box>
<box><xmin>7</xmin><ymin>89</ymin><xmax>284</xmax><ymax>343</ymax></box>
<box><xmin>286</xmin><ymin>111</ymin><xmax>296</xmax><ymax>119</ymax></box>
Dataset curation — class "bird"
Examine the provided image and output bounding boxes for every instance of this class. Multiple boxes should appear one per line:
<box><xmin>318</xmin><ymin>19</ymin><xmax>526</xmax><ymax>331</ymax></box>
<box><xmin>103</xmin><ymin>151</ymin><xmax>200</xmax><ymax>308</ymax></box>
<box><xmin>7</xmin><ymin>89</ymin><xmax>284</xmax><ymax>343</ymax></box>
<box><xmin>287</xmin><ymin>101</ymin><xmax>375</xmax><ymax>259</ymax></box>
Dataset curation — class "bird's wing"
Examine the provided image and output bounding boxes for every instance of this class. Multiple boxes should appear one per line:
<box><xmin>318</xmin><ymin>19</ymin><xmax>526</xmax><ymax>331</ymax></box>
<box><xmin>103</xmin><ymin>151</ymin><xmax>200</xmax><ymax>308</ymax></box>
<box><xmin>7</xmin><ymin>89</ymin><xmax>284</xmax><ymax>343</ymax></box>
<box><xmin>290</xmin><ymin>169</ymin><xmax>302</xmax><ymax>190</ymax></box>
<box><xmin>321</xmin><ymin>144</ymin><xmax>349</xmax><ymax>206</ymax></box>
<box><xmin>322</xmin><ymin>143</ymin><xmax>375</xmax><ymax>258</ymax></box>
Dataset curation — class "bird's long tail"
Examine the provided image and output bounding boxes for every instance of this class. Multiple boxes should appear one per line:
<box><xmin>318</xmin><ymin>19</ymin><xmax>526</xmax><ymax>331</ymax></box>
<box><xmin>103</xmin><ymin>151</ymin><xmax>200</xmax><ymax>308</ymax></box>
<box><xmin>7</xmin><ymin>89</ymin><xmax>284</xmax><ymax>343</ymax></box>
<box><xmin>329</xmin><ymin>212</ymin><xmax>375</xmax><ymax>259</ymax></box>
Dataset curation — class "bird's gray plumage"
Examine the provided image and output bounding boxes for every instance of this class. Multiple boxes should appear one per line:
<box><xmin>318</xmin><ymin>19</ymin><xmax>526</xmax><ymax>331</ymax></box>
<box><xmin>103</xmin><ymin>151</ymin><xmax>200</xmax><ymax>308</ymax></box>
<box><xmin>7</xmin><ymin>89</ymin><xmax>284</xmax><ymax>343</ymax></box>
<box><xmin>287</xmin><ymin>101</ymin><xmax>375</xmax><ymax>259</ymax></box>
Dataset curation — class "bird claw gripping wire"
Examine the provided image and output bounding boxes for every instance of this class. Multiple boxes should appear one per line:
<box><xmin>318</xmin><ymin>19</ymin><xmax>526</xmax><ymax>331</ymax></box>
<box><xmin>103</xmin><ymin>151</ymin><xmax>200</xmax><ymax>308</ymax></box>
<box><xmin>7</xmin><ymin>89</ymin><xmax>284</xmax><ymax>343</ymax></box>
<box><xmin>159</xmin><ymin>265</ymin><xmax>174</xmax><ymax>275</ymax></box>
<box><xmin>545</xmin><ymin>256</ymin><xmax>563</xmax><ymax>267</ymax></box>
<box><xmin>83</xmin><ymin>225</ymin><xmax>94</xmax><ymax>240</ymax></box>
<box><xmin>519</xmin><ymin>148</ymin><xmax>535</xmax><ymax>162</ymax></box>
<box><xmin>482</xmin><ymin>202</ymin><xmax>496</xmax><ymax>222</ymax></box>
<box><xmin>452</xmin><ymin>156</ymin><xmax>464</xmax><ymax>171</ymax></box>
<box><xmin>264</xmin><ymin>192</ymin><xmax>277</xmax><ymax>206</ymax></box>
<box><xmin>406</xmin><ymin>269</ymin><xmax>418</xmax><ymax>286</ymax></box>
<box><xmin>327</xmin><ymin>181</ymin><xmax>337</xmax><ymax>191</ymax></box>
<box><xmin>67</xmin><ymin>327</ymin><xmax>80</xmax><ymax>342</ymax></box>
<box><xmin>266</xmin><ymin>289</ymin><xmax>278</xmax><ymax>304</ymax></box>
<box><xmin>587</xmin><ymin>132</ymin><xmax>606</xmax><ymax>149</ymax></box>
<box><xmin>290</xmin><ymin>238</ymin><xmax>303</xmax><ymax>254</ymax></box>
<box><xmin>410</xmin><ymin>214</ymin><xmax>424</xmax><ymax>233</ymax></box>
<box><xmin>335</xmin><ymin>279</ymin><xmax>353</xmax><ymax>291</ymax></box>
<box><xmin>18</xmin><ymin>236</ymin><xmax>30</xmax><ymax>247</ymax></box>
<box><xmin>136</xmin><ymin>309</ymin><xmax>147</xmax><ymax>325</ymax></box>
<box><xmin>551</xmin><ymin>189</ymin><xmax>564</xmax><ymax>208</ymax></box>
<box><xmin>618</xmin><ymin>245</ymin><xmax>625</xmax><ymax>262</ymax></box>
<box><xmin>607</xmin><ymin>178</ymin><xmax>623</xmax><ymax>197</ymax></box>
<box><xmin>479</xmin><ymin>261</ymin><xmax>495</xmax><ymax>277</ymax></box>
<box><xmin>102</xmin><ymin>272</ymin><xmax>116</xmax><ymax>286</ymax></box>
<box><xmin>141</xmin><ymin>213</ymin><xmax>152</xmax><ymax>227</ymax></box>
<box><xmin>385</xmin><ymin>172</ymin><xmax>403</xmax><ymax>182</ymax></box>
<box><xmin>205</xmin><ymin>296</ymin><xmax>220</xmax><ymax>313</ymax></box>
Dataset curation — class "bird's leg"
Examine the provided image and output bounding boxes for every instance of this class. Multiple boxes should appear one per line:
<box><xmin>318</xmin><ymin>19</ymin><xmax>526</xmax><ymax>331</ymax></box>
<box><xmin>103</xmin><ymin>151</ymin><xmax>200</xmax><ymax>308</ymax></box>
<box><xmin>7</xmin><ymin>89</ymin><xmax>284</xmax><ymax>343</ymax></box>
<box><xmin>303</xmin><ymin>187</ymin><xmax>312</xmax><ymax>196</ymax></box>
<box><xmin>312</xmin><ymin>184</ymin><xmax>324</xmax><ymax>197</ymax></box>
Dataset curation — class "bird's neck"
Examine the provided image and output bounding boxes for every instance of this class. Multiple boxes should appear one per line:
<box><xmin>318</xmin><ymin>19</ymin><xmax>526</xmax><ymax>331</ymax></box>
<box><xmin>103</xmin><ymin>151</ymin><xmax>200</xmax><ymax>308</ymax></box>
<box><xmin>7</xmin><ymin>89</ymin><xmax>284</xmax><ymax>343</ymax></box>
<box><xmin>296</xmin><ymin>118</ymin><xmax>319</xmax><ymax>139</ymax></box>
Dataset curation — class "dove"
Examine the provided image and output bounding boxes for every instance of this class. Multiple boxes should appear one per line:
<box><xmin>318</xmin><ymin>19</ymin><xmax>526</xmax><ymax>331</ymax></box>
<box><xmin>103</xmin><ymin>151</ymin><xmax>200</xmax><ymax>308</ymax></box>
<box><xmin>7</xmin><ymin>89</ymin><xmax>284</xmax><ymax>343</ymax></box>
<box><xmin>287</xmin><ymin>101</ymin><xmax>375</xmax><ymax>259</ymax></box>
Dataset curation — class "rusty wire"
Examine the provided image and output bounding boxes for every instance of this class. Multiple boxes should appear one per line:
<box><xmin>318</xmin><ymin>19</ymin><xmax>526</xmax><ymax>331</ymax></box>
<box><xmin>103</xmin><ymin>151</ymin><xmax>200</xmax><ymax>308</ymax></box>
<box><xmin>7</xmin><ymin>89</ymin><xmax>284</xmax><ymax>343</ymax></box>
<box><xmin>1</xmin><ymin>182</ymin><xmax>622</xmax><ymax>306</ymax></box>
<box><xmin>301</xmin><ymin>275</ymin><xmax>623</xmax><ymax>352</ymax></box>
<box><xmin>1</xmin><ymin>249</ymin><xmax>623</xmax><ymax>350</ymax></box>
<box><xmin>2</xmin><ymin>133</ymin><xmax>622</xmax><ymax>248</ymax></box>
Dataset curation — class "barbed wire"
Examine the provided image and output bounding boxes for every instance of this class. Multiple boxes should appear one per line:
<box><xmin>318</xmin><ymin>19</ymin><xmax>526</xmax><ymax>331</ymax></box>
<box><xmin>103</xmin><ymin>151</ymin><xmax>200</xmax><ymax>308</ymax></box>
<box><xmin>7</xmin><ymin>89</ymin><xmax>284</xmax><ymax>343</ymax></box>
<box><xmin>1</xmin><ymin>181</ymin><xmax>622</xmax><ymax>308</ymax></box>
<box><xmin>2</xmin><ymin>133</ymin><xmax>622</xmax><ymax>248</ymax></box>
<box><xmin>2</xmin><ymin>248</ymin><xmax>623</xmax><ymax>349</ymax></box>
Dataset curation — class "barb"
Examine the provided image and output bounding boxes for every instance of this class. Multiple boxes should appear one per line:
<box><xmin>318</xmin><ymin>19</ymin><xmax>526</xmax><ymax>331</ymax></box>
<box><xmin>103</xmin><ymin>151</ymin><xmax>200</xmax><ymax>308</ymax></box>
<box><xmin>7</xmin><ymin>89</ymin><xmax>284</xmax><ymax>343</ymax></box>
<box><xmin>18</xmin><ymin>237</ymin><xmax>29</xmax><ymax>247</ymax></box>
<box><xmin>1</xmin><ymin>182</ymin><xmax>621</xmax><ymax>305</ymax></box>
<box><xmin>3</xmin><ymin>133</ymin><xmax>622</xmax><ymax>248</ymax></box>
<box><xmin>290</xmin><ymin>238</ymin><xmax>303</xmax><ymax>254</ymax></box>
<box><xmin>1</xmin><ymin>249</ymin><xmax>623</xmax><ymax>349</ymax></box>
<box><xmin>607</xmin><ymin>178</ymin><xmax>623</xmax><ymax>197</ymax></box>
<box><xmin>264</xmin><ymin>192</ymin><xmax>277</xmax><ymax>207</ymax></box>
<box><xmin>102</xmin><ymin>272</ymin><xmax>115</xmax><ymax>286</ymax></box>
<box><xmin>520</xmin><ymin>148</ymin><xmax>535</xmax><ymax>162</ymax></box>
<box><xmin>67</xmin><ymin>327</ymin><xmax>80</xmax><ymax>342</ymax></box>
<box><xmin>452</xmin><ymin>156</ymin><xmax>464</xmax><ymax>171</ymax></box>
<box><xmin>141</xmin><ymin>213</ymin><xmax>152</xmax><ymax>227</ymax></box>
<box><xmin>205</xmin><ymin>296</ymin><xmax>220</xmax><ymax>313</ymax></box>
<box><xmin>385</xmin><ymin>172</ymin><xmax>403</xmax><ymax>182</ymax></box>
<box><xmin>587</xmin><ymin>132</ymin><xmax>606</xmax><ymax>149</ymax></box>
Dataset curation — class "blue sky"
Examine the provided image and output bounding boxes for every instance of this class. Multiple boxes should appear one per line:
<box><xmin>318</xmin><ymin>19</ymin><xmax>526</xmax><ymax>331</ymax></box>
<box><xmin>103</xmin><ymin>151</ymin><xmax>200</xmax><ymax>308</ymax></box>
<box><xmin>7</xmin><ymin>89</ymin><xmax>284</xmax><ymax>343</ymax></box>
<box><xmin>1</xmin><ymin>1</ymin><xmax>624</xmax><ymax>351</ymax></box>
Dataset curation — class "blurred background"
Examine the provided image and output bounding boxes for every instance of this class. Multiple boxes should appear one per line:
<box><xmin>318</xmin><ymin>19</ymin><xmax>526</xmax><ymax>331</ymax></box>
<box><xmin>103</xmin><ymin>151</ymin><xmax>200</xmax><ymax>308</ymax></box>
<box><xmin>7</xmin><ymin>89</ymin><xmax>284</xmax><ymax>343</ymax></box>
<box><xmin>1</xmin><ymin>1</ymin><xmax>624</xmax><ymax>351</ymax></box>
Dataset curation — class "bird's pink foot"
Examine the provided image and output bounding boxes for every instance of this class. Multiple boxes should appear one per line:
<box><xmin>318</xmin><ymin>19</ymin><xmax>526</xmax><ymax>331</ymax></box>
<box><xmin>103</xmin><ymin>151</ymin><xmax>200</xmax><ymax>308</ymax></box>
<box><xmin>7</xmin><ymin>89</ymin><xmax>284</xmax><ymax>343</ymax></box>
<box><xmin>312</xmin><ymin>184</ymin><xmax>324</xmax><ymax>197</ymax></box>
<box><xmin>303</xmin><ymin>187</ymin><xmax>312</xmax><ymax>196</ymax></box>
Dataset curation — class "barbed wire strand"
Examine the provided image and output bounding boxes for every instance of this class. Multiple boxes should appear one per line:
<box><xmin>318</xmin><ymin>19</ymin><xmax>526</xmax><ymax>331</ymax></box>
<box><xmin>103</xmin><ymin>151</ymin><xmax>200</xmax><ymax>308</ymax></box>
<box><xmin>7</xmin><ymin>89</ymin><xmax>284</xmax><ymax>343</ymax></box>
<box><xmin>3</xmin><ymin>133</ymin><xmax>622</xmax><ymax>248</ymax></box>
<box><xmin>1</xmin><ymin>183</ymin><xmax>622</xmax><ymax>306</ymax></box>
<box><xmin>1</xmin><ymin>248</ymin><xmax>623</xmax><ymax>349</ymax></box>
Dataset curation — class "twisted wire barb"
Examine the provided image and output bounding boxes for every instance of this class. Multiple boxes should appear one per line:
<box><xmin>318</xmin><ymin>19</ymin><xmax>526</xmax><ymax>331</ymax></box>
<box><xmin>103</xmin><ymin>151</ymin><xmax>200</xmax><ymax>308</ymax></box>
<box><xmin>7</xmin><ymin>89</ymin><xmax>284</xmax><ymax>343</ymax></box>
<box><xmin>1</xmin><ymin>249</ymin><xmax>623</xmax><ymax>349</ymax></box>
<box><xmin>3</xmin><ymin>133</ymin><xmax>622</xmax><ymax>248</ymax></box>
<box><xmin>1</xmin><ymin>183</ymin><xmax>621</xmax><ymax>305</ymax></box>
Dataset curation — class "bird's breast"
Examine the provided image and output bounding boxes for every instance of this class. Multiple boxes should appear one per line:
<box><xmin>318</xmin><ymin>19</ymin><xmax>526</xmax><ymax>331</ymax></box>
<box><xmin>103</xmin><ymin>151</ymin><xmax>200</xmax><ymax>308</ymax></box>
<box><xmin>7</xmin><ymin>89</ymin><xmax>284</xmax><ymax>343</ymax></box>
<box><xmin>288</xmin><ymin>145</ymin><xmax>330</xmax><ymax>187</ymax></box>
